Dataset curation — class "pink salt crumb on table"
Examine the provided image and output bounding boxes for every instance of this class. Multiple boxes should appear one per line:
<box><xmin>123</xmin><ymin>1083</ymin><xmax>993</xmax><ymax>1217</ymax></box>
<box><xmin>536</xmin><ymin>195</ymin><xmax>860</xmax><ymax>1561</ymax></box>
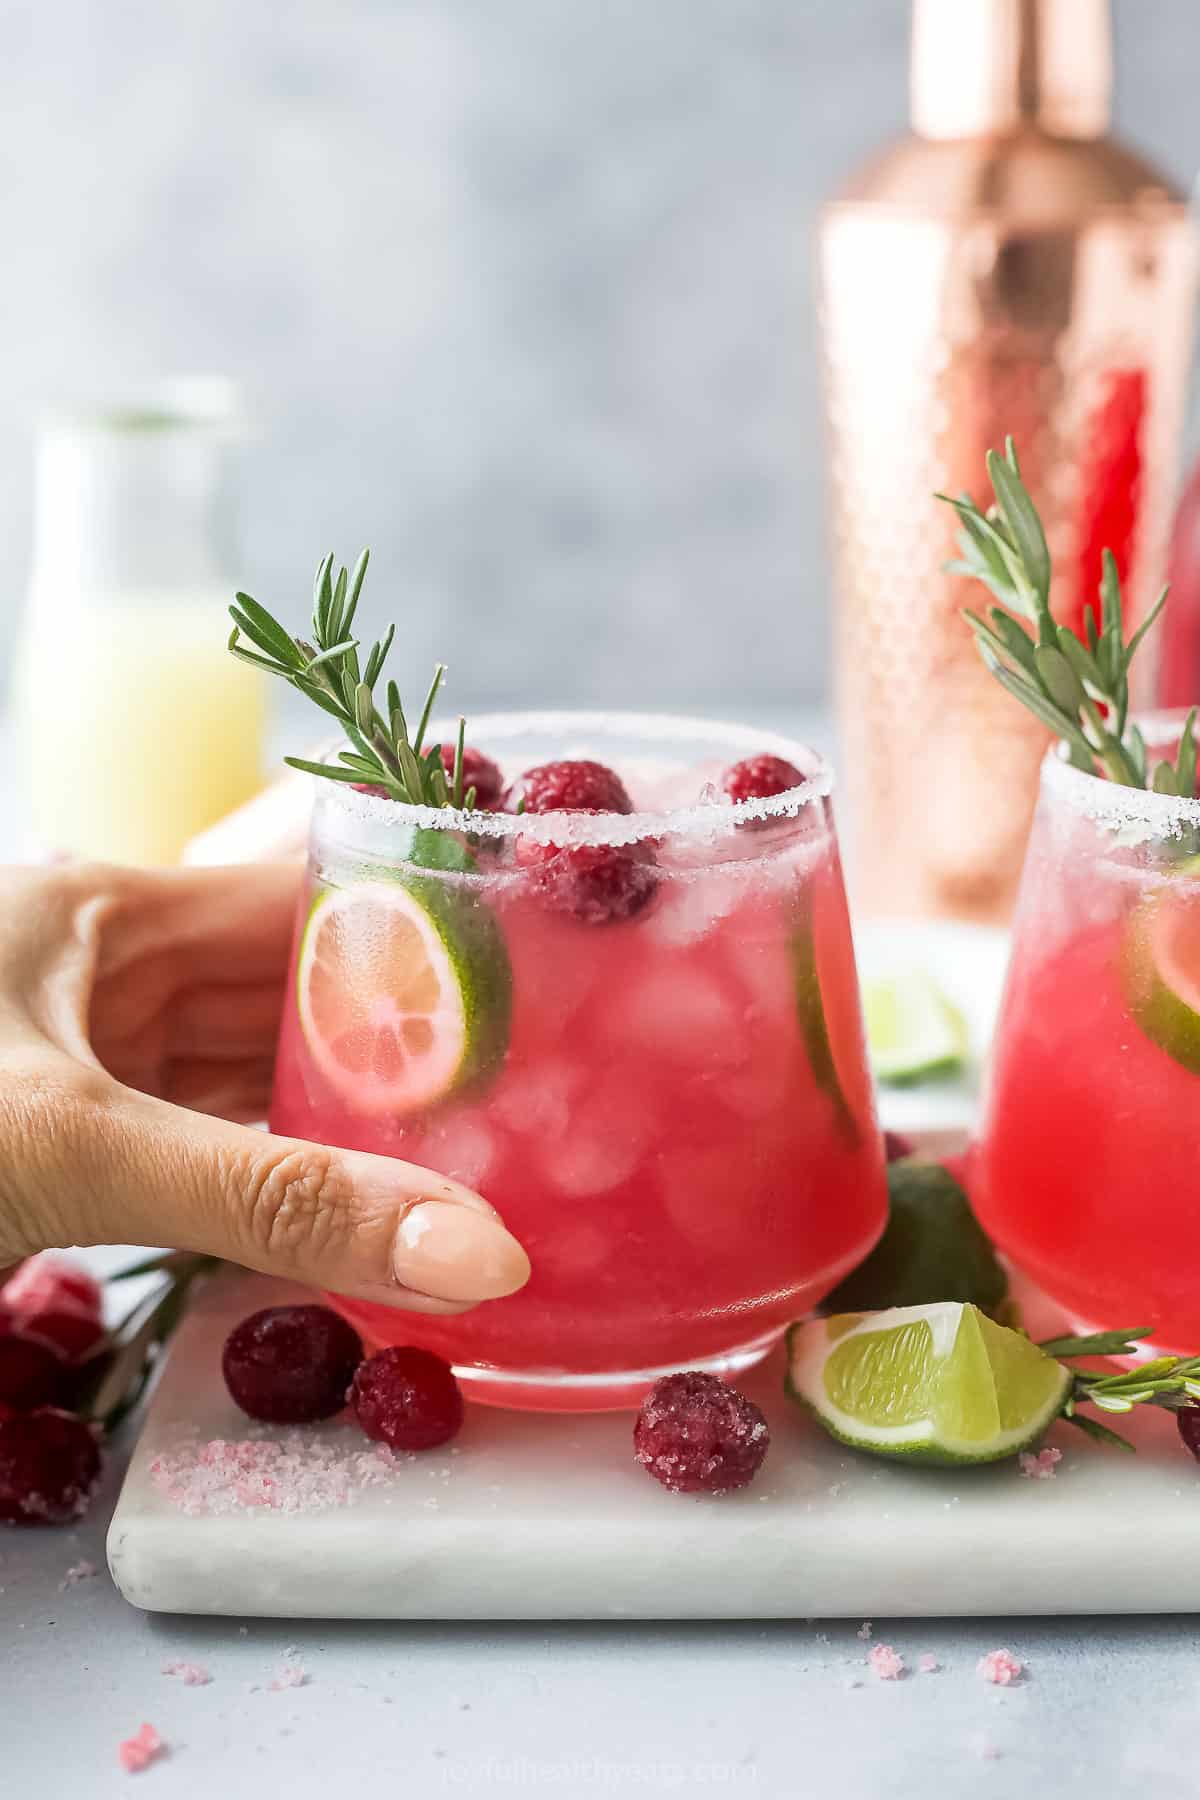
<box><xmin>59</xmin><ymin>1558</ymin><xmax>97</xmax><ymax>1589</ymax></box>
<box><xmin>162</xmin><ymin>1659</ymin><xmax>212</xmax><ymax>1686</ymax></box>
<box><xmin>867</xmin><ymin>1644</ymin><xmax>905</xmax><ymax>1681</ymax></box>
<box><xmin>969</xmin><ymin>1733</ymin><xmax>1001</xmax><ymax>1762</ymax></box>
<box><xmin>270</xmin><ymin>1664</ymin><xmax>308</xmax><ymax>1691</ymax></box>
<box><xmin>117</xmin><ymin>1723</ymin><xmax>165</xmax><ymax>1774</ymax></box>
<box><xmin>1018</xmin><ymin>1447</ymin><xmax>1062</xmax><ymax>1481</ymax></box>
<box><xmin>977</xmin><ymin>1648</ymin><xmax>1024</xmax><ymax>1686</ymax></box>
<box><xmin>918</xmin><ymin>1653</ymin><xmax>940</xmax><ymax>1674</ymax></box>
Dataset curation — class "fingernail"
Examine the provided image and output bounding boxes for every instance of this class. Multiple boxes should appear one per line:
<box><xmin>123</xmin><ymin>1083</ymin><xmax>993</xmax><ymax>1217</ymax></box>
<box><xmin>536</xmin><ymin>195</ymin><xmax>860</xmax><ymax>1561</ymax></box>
<box><xmin>392</xmin><ymin>1201</ymin><xmax>530</xmax><ymax>1303</ymax></box>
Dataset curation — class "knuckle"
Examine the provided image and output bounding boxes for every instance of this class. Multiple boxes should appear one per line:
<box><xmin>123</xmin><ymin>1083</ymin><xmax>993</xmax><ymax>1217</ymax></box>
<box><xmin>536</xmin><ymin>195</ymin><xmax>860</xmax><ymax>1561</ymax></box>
<box><xmin>237</xmin><ymin>1145</ymin><xmax>355</xmax><ymax>1266</ymax></box>
<box><xmin>0</xmin><ymin>1054</ymin><xmax>112</xmax><ymax>1258</ymax></box>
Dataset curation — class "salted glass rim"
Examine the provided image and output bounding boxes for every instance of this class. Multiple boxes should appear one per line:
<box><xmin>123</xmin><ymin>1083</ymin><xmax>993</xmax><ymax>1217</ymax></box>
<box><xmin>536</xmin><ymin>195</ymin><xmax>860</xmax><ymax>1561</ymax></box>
<box><xmin>1040</xmin><ymin>709</ymin><xmax>1200</xmax><ymax>832</ymax></box>
<box><xmin>310</xmin><ymin>708</ymin><xmax>833</xmax><ymax>847</ymax></box>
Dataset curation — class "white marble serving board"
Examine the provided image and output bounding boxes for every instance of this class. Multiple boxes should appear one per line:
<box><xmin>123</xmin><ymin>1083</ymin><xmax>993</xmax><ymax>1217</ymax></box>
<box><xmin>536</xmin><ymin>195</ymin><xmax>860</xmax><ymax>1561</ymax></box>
<box><xmin>107</xmin><ymin>1263</ymin><xmax>1200</xmax><ymax>1621</ymax></box>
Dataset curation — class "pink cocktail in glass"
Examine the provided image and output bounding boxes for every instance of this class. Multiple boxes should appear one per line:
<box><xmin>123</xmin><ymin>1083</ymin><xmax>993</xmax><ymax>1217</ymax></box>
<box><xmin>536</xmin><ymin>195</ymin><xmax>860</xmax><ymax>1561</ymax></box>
<box><xmin>270</xmin><ymin>712</ymin><xmax>886</xmax><ymax>1408</ymax></box>
<box><xmin>975</xmin><ymin>717</ymin><xmax>1200</xmax><ymax>1348</ymax></box>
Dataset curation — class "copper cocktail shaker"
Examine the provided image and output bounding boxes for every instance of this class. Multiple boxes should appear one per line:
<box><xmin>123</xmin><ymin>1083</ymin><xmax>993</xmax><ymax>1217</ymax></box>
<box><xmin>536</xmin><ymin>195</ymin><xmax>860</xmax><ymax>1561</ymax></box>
<box><xmin>820</xmin><ymin>0</ymin><xmax>1197</xmax><ymax>922</ymax></box>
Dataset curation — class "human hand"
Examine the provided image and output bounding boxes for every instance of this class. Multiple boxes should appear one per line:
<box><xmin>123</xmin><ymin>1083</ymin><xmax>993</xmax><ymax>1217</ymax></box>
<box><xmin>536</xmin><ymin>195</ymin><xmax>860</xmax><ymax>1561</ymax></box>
<box><xmin>0</xmin><ymin>861</ymin><xmax>529</xmax><ymax>1314</ymax></box>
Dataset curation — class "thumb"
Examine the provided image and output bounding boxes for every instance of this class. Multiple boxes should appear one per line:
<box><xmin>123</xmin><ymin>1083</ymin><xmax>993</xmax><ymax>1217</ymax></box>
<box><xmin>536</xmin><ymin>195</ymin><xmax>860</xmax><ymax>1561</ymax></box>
<box><xmin>50</xmin><ymin>1077</ymin><xmax>531</xmax><ymax>1315</ymax></box>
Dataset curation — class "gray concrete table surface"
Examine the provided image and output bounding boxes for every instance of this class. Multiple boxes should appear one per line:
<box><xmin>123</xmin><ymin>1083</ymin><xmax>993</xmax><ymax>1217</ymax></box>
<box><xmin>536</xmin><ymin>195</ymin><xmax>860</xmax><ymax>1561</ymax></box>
<box><xmin>2</xmin><ymin>712</ymin><xmax>1199</xmax><ymax>1799</ymax></box>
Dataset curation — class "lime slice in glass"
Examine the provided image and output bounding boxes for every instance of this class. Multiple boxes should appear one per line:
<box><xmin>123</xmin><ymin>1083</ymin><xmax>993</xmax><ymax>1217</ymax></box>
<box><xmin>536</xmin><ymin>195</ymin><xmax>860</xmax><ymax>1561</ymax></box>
<box><xmin>1123</xmin><ymin>858</ymin><xmax>1200</xmax><ymax>1074</ymax></box>
<box><xmin>786</xmin><ymin>1302</ymin><xmax>1069</xmax><ymax>1466</ymax></box>
<box><xmin>861</xmin><ymin>970</ymin><xmax>968</xmax><ymax>1086</ymax></box>
<box><xmin>297</xmin><ymin>879</ymin><xmax>510</xmax><ymax>1116</ymax></box>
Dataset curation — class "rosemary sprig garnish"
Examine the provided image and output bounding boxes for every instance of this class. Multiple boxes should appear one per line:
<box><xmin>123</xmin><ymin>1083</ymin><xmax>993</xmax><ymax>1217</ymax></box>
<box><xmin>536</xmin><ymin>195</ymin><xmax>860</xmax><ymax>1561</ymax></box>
<box><xmin>939</xmin><ymin>439</ymin><xmax>1198</xmax><ymax>797</ymax></box>
<box><xmin>228</xmin><ymin>550</ymin><xmax>475</xmax><ymax>807</ymax></box>
<box><xmin>1036</xmin><ymin>1327</ymin><xmax>1200</xmax><ymax>1453</ymax></box>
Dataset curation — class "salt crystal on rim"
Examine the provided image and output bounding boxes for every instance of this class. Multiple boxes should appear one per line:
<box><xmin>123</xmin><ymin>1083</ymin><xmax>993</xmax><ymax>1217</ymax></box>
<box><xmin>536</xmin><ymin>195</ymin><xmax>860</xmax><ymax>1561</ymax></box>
<box><xmin>162</xmin><ymin>1660</ymin><xmax>211</xmax><ymax>1686</ymax></box>
<box><xmin>117</xmin><ymin>1723</ymin><xmax>165</xmax><ymax>1773</ymax></box>
<box><xmin>1018</xmin><ymin>1447</ymin><xmax>1062</xmax><ymax>1481</ymax></box>
<box><xmin>149</xmin><ymin>1431</ymin><xmax>405</xmax><ymax>1517</ymax></box>
<box><xmin>868</xmin><ymin>1644</ymin><xmax>905</xmax><ymax>1681</ymax></box>
<box><xmin>977</xmin><ymin>1649</ymin><xmax>1023</xmax><ymax>1686</ymax></box>
<box><xmin>856</xmin><ymin>1621</ymin><xmax>873</xmax><ymax>1640</ymax></box>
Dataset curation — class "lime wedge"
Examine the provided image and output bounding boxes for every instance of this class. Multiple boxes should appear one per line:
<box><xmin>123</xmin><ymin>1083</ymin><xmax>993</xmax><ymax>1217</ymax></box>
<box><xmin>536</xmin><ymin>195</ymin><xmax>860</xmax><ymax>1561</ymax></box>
<box><xmin>862</xmin><ymin>970</ymin><xmax>968</xmax><ymax>1086</ymax></box>
<box><xmin>297</xmin><ymin>878</ymin><xmax>510</xmax><ymax>1116</ymax></box>
<box><xmin>786</xmin><ymin>1302</ymin><xmax>1069</xmax><ymax>1466</ymax></box>
<box><xmin>1123</xmin><ymin>858</ymin><xmax>1200</xmax><ymax>1074</ymax></box>
<box><xmin>823</xmin><ymin>1161</ymin><xmax>1008</xmax><ymax>1317</ymax></box>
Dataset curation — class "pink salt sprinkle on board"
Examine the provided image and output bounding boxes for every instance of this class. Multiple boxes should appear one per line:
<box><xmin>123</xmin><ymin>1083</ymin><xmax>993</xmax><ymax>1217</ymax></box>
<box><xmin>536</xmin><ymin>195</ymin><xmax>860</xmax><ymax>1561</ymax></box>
<box><xmin>868</xmin><ymin>1644</ymin><xmax>905</xmax><ymax>1681</ymax></box>
<box><xmin>977</xmin><ymin>1648</ymin><xmax>1023</xmax><ymax>1686</ymax></box>
<box><xmin>162</xmin><ymin>1659</ymin><xmax>211</xmax><ymax>1686</ymax></box>
<box><xmin>117</xmin><ymin>1723</ymin><xmax>165</xmax><ymax>1773</ymax></box>
<box><xmin>1018</xmin><ymin>1448</ymin><xmax>1062</xmax><ymax>1481</ymax></box>
<box><xmin>149</xmin><ymin>1432</ymin><xmax>405</xmax><ymax>1517</ymax></box>
<box><xmin>918</xmin><ymin>1653</ymin><xmax>939</xmax><ymax>1674</ymax></box>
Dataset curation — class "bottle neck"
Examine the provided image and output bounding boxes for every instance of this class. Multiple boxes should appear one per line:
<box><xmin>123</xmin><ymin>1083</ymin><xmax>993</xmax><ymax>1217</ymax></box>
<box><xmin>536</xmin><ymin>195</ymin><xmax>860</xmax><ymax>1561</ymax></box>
<box><xmin>911</xmin><ymin>0</ymin><xmax>1112</xmax><ymax>141</ymax></box>
<box><xmin>30</xmin><ymin>417</ymin><xmax>235</xmax><ymax>604</ymax></box>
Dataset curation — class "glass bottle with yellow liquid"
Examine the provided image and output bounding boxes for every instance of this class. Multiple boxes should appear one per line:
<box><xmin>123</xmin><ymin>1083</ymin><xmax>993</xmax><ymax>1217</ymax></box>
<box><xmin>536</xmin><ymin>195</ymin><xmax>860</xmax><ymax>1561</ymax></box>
<box><xmin>16</xmin><ymin>391</ymin><xmax>267</xmax><ymax>865</ymax></box>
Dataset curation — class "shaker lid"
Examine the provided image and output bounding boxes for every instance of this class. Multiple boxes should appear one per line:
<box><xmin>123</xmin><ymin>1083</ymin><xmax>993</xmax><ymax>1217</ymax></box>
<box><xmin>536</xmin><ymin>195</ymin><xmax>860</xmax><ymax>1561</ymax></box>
<box><xmin>911</xmin><ymin>0</ymin><xmax>1111</xmax><ymax>140</ymax></box>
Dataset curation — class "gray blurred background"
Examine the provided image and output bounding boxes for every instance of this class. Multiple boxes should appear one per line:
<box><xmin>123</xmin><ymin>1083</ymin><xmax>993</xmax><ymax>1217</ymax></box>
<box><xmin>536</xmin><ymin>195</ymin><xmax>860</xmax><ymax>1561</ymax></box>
<box><xmin>3</xmin><ymin>0</ymin><xmax>1199</xmax><ymax>714</ymax></box>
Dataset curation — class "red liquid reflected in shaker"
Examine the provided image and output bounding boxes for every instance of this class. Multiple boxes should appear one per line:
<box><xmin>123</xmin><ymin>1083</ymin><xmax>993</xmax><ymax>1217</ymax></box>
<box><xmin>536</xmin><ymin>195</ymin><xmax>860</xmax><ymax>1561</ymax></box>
<box><xmin>1068</xmin><ymin>369</ymin><xmax>1145</xmax><ymax>641</ymax></box>
<box><xmin>1162</xmin><ymin>453</ymin><xmax>1200</xmax><ymax>712</ymax></box>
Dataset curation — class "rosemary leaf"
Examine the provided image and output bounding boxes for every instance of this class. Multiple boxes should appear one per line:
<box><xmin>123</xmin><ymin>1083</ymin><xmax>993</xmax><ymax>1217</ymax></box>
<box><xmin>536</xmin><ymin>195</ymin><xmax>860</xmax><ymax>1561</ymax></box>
<box><xmin>232</xmin><ymin>593</ymin><xmax>307</xmax><ymax>669</ymax></box>
<box><xmin>284</xmin><ymin>756</ymin><xmax>373</xmax><ymax>784</ymax></box>
<box><xmin>413</xmin><ymin>664</ymin><xmax>446</xmax><ymax>754</ymax></box>
<box><xmin>988</xmin><ymin>443</ymin><xmax>1051</xmax><ymax>610</ymax></box>
<box><xmin>327</xmin><ymin>564</ymin><xmax>349</xmax><ymax>646</ymax></box>
<box><xmin>1064</xmin><ymin>1412</ymin><xmax>1136</xmax><ymax>1453</ymax></box>
<box><xmin>1038</xmin><ymin>1328</ymin><xmax>1155</xmax><ymax>1358</ymax></box>
<box><xmin>343</xmin><ymin>548</ymin><xmax>370</xmax><ymax>638</ymax></box>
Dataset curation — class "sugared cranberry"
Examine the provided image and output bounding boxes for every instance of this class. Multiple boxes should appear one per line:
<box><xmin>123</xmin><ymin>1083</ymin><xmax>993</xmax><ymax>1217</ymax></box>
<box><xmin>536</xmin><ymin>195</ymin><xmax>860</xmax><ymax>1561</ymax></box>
<box><xmin>0</xmin><ymin>1407</ymin><xmax>101</xmax><ymax>1524</ymax></box>
<box><xmin>222</xmin><ymin>1305</ymin><xmax>363</xmax><ymax>1424</ymax></box>
<box><xmin>18</xmin><ymin>1310</ymin><xmax>106</xmax><ymax>1363</ymax></box>
<box><xmin>634</xmin><ymin>1371</ymin><xmax>769</xmax><ymax>1495</ymax></box>
<box><xmin>518</xmin><ymin>823</ymin><xmax>659</xmax><ymax>926</ymax></box>
<box><xmin>439</xmin><ymin>744</ymin><xmax>504</xmax><ymax>810</ymax></box>
<box><xmin>884</xmin><ymin>1131</ymin><xmax>915</xmax><ymax>1163</ymax></box>
<box><xmin>1178</xmin><ymin>1404</ymin><xmax>1200</xmax><ymax>1461</ymax></box>
<box><xmin>720</xmin><ymin>754</ymin><xmax>805</xmax><ymax>814</ymax></box>
<box><xmin>0</xmin><ymin>1333</ymin><xmax>66</xmax><ymax>1409</ymax></box>
<box><xmin>507</xmin><ymin>759</ymin><xmax>633</xmax><ymax>817</ymax></box>
<box><xmin>4</xmin><ymin>1255</ymin><xmax>102</xmax><ymax>1320</ymax></box>
<box><xmin>350</xmin><ymin>1346</ymin><xmax>464</xmax><ymax>1451</ymax></box>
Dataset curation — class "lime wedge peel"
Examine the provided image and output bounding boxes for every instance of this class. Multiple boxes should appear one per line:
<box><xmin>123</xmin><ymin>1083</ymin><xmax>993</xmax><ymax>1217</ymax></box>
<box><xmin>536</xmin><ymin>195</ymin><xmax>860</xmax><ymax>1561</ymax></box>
<box><xmin>297</xmin><ymin>878</ymin><xmax>510</xmax><ymax>1117</ymax></box>
<box><xmin>861</xmin><ymin>970</ymin><xmax>969</xmax><ymax>1087</ymax></box>
<box><xmin>786</xmin><ymin>1303</ymin><xmax>1070</xmax><ymax>1467</ymax></box>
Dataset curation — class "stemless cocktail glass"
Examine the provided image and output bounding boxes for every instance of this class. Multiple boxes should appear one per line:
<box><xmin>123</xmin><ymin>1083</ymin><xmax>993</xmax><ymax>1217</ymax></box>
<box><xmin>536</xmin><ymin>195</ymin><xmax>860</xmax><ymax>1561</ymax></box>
<box><xmin>974</xmin><ymin>716</ymin><xmax>1200</xmax><ymax>1348</ymax></box>
<box><xmin>270</xmin><ymin>711</ymin><xmax>887</xmax><ymax>1409</ymax></box>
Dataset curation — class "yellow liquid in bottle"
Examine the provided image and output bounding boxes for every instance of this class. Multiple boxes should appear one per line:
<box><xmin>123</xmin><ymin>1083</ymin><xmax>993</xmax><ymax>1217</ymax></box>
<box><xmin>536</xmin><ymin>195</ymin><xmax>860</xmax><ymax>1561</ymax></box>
<box><xmin>18</xmin><ymin>595</ymin><xmax>267</xmax><ymax>866</ymax></box>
